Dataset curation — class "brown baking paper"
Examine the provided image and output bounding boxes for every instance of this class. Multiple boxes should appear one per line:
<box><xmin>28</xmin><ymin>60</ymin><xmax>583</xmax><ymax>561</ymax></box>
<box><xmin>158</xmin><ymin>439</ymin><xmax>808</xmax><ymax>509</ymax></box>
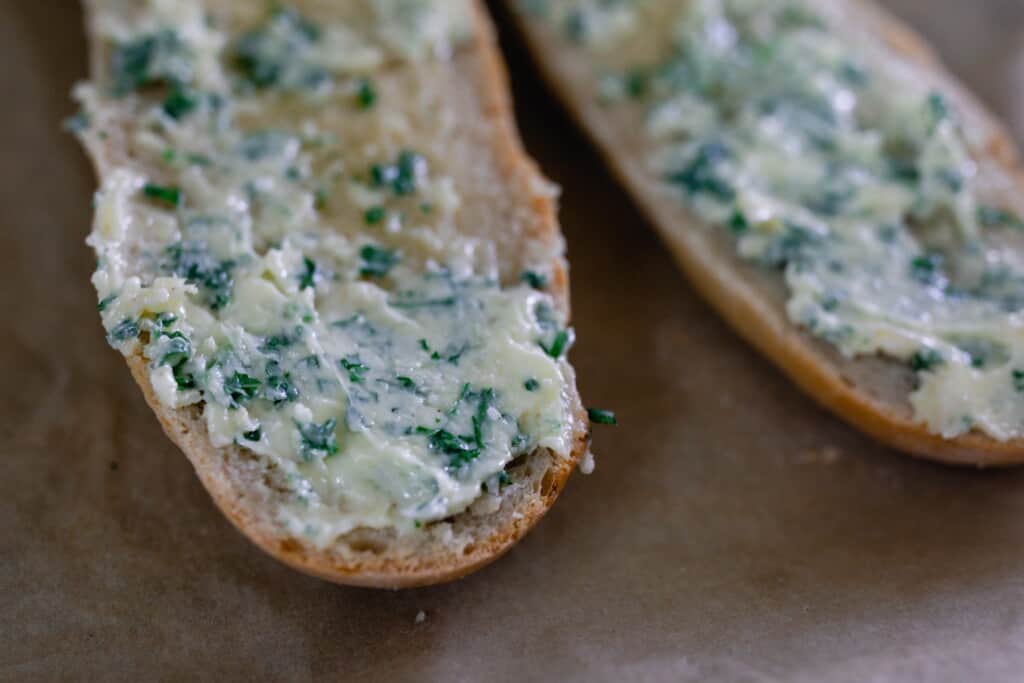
<box><xmin>5</xmin><ymin>1</ymin><xmax>1024</xmax><ymax>680</ymax></box>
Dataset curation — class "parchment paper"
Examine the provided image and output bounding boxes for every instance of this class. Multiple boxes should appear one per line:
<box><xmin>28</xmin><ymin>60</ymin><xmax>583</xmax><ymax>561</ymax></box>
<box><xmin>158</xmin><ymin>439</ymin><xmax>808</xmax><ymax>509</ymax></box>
<box><xmin>5</xmin><ymin>1</ymin><xmax>1024</xmax><ymax>681</ymax></box>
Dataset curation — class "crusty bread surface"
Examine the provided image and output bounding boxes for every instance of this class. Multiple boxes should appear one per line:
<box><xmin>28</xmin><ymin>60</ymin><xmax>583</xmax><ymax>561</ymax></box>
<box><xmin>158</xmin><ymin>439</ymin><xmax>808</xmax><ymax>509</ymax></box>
<box><xmin>506</xmin><ymin>0</ymin><xmax>1024</xmax><ymax>466</ymax></box>
<box><xmin>80</xmin><ymin>0</ymin><xmax>590</xmax><ymax>588</ymax></box>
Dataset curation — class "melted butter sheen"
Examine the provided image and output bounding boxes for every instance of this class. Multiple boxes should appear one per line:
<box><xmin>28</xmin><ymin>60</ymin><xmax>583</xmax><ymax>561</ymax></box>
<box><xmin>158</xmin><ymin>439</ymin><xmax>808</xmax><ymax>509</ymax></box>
<box><xmin>79</xmin><ymin>0</ymin><xmax>573</xmax><ymax>545</ymax></box>
<box><xmin>531</xmin><ymin>0</ymin><xmax>1024</xmax><ymax>441</ymax></box>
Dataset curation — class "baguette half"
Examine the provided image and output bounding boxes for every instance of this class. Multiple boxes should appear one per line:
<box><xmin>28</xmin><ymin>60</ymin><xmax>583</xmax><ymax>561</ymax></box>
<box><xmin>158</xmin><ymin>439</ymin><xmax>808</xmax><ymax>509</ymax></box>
<box><xmin>506</xmin><ymin>0</ymin><xmax>1024</xmax><ymax>466</ymax></box>
<box><xmin>74</xmin><ymin>0</ymin><xmax>590</xmax><ymax>588</ymax></box>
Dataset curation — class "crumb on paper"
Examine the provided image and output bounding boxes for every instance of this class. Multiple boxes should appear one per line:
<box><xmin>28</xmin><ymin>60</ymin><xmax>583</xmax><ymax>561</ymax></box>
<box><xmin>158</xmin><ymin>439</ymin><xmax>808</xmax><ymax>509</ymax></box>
<box><xmin>794</xmin><ymin>445</ymin><xmax>842</xmax><ymax>465</ymax></box>
<box><xmin>415</xmin><ymin>610</ymin><xmax>426</xmax><ymax>624</ymax></box>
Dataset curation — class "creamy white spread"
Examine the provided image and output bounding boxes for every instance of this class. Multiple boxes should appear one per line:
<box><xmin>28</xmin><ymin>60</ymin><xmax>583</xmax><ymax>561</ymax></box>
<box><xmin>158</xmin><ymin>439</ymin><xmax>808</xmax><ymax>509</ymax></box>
<box><xmin>74</xmin><ymin>0</ymin><xmax>575</xmax><ymax>545</ymax></box>
<box><xmin>526</xmin><ymin>0</ymin><xmax>1024</xmax><ymax>441</ymax></box>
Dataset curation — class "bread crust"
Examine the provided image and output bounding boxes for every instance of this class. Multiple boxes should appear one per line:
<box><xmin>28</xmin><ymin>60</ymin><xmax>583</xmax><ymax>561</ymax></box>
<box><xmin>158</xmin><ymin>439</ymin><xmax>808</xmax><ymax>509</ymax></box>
<box><xmin>506</xmin><ymin>0</ymin><xmax>1024</xmax><ymax>466</ymax></box>
<box><xmin>81</xmin><ymin>1</ymin><xmax>590</xmax><ymax>588</ymax></box>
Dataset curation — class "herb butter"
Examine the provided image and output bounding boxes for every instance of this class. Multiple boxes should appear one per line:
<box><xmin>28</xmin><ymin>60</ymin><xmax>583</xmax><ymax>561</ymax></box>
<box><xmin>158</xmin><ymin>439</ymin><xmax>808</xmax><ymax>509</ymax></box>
<box><xmin>528</xmin><ymin>0</ymin><xmax>1024</xmax><ymax>441</ymax></box>
<box><xmin>75</xmin><ymin>0</ymin><xmax>575</xmax><ymax>546</ymax></box>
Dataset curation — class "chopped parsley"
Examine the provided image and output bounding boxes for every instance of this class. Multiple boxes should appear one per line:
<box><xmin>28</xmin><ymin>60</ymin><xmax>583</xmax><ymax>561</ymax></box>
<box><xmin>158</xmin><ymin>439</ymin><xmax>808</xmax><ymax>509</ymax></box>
<box><xmin>364</xmin><ymin>206</ymin><xmax>386</xmax><ymax>225</ymax></box>
<box><xmin>298</xmin><ymin>418</ymin><xmax>339</xmax><ymax>459</ymax></box>
<box><xmin>419</xmin><ymin>338</ymin><xmax>442</xmax><ymax>360</ymax></box>
<box><xmin>225</xmin><ymin>372</ymin><xmax>261</xmax><ymax>404</ymax></box>
<box><xmin>909</xmin><ymin>252</ymin><xmax>946</xmax><ymax>288</ymax></box>
<box><xmin>371</xmin><ymin>150</ymin><xmax>426</xmax><ymax>196</ymax></box>
<box><xmin>540</xmin><ymin>329</ymin><xmax>571</xmax><ymax>359</ymax></box>
<box><xmin>142</xmin><ymin>183</ymin><xmax>182</xmax><ymax>208</ymax></box>
<box><xmin>264</xmin><ymin>359</ymin><xmax>299</xmax><ymax>404</ymax></box>
<box><xmin>163</xmin><ymin>241</ymin><xmax>234</xmax><ymax>309</ymax></box>
<box><xmin>299</xmin><ymin>257</ymin><xmax>319</xmax><ymax>290</ymax></box>
<box><xmin>106</xmin><ymin>319</ymin><xmax>139</xmax><ymax>344</ymax></box>
<box><xmin>340</xmin><ymin>356</ymin><xmax>369</xmax><ymax>383</ymax></box>
<box><xmin>1013</xmin><ymin>369</ymin><xmax>1024</xmax><ymax>393</ymax></box>
<box><xmin>158</xmin><ymin>334</ymin><xmax>191</xmax><ymax>367</ymax></box>
<box><xmin>910</xmin><ymin>348</ymin><xmax>943</xmax><ymax>372</ymax></box>
<box><xmin>234</xmin><ymin>7</ymin><xmax>325</xmax><ymax>89</ymax></box>
<box><xmin>97</xmin><ymin>293</ymin><xmax>117</xmax><ymax>312</ymax></box>
<box><xmin>355</xmin><ymin>77</ymin><xmax>376</xmax><ymax>109</ymax></box>
<box><xmin>587</xmin><ymin>408</ymin><xmax>617</xmax><ymax>426</ymax></box>
<box><xmin>927</xmin><ymin>91</ymin><xmax>950</xmax><ymax>126</ymax></box>
<box><xmin>359</xmin><ymin>245</ymin><xmax>400</xmax><ymax>278</ymax></box>
<box><xmin>472</xmin><ymin>388</ymin><xmax>496</xmax><ymax>448</ymax></box>
<box><xmin>416</xmin><ymin>427</ymin><xmax>481</xmax><ymax>469</ymax></box>
<box><xmin>242</xmin><ymin>428</ymin><xmax>262</xmax><ymax>442</ymax></box>
<box><xmin>110</xmin><ymin>30</ymin><xmax>192</xmax><ymax>95</ymax></box>
<box><xmin>174</xmin><ymin>366</ymin><xmax>197</xmax><ymax>390</ymax></box>
<box><xmin>666</xmin><ymin>142</ymin><xmax>734</xmax><ymax>201</ymax></box>
<box><xmin>524</xmin><ymin>378</ymin><xmax>540</xmax><ymax>392</ymax></box>
<box><xmin>978</xmin><ymin>205</ymin><xmax>1024</xmax><ymax>230</ymax></box>
<box><xmin>162</xmin><ymin>86</ymin><xmax>198</xmax><ymax>120</ymax></box>
<box><xmin>521</xmin><ymin>270</ymin><xmax>548</xmax><ymax>289</ymax></box>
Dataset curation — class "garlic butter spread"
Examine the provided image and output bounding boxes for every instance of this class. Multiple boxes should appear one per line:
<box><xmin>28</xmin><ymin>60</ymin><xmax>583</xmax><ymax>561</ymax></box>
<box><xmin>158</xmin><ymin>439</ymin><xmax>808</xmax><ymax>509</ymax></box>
<box><xmin>73</xmin><ymin>0</ymin><xmax>575</xmax><ymax>545</ymax></box>
<box><xmin>526</xmin><ymin>0</ymin><xmax>1024</xmax><ymax>441</ymax></box>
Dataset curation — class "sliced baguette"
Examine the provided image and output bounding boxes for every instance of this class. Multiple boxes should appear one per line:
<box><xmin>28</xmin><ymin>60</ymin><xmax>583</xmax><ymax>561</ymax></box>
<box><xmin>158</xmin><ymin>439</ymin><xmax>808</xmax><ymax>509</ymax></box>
<box><xmin>506</xmin><ymin>0</ymin><xmax>1024</xmax><ymax>466</ymax></box>
<box><xmin>76</xmin><ymin>1</ymin><xmax>590</xmax><ymax>588</ymax></box>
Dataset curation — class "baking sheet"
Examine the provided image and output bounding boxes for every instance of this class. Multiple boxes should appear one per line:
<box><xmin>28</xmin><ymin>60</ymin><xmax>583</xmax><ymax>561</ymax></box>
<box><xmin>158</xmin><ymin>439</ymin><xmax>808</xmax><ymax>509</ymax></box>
<box><xmin>4</xmin><ymin>1</ymin><xmax>1024</xmax><ymax>680</ymax></box>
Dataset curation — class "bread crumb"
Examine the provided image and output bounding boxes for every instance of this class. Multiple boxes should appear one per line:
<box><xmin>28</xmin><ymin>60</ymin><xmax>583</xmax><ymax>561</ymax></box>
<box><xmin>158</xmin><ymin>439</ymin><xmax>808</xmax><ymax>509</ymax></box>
<box><xmin>415</xmin><ymin>610</ymin><xmax>426</xmax><ymax>624</ymax></box>
<box><xmin>579</xmin><ymin>450</ymin><xmax>595</xmax><ymax>474</ymax></box>
<box><xmin>794</xmin><ymin>445</ymin><xmax>842</xmax><ymax>465</ymax></box>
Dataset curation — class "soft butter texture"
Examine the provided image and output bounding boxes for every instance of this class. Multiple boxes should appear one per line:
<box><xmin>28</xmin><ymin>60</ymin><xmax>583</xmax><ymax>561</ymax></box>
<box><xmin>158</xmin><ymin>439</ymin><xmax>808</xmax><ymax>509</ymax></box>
<box><xmin>76</xmin><ymin>0</ymin><xmax>575</xmax><ymax>546</ymax></box>
<box><xmin>524</xmin><ymin>0</ymin><xmax>1024</xmax><ymax>441</ymax></box>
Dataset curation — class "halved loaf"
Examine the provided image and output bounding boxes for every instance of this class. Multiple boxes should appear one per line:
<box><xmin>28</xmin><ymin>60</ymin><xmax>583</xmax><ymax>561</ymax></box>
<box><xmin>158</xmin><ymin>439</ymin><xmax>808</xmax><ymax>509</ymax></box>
<box><xmin>75</xmin><ymin>0</ymin><xmax>590</xmax><ymax>588</ymax></box>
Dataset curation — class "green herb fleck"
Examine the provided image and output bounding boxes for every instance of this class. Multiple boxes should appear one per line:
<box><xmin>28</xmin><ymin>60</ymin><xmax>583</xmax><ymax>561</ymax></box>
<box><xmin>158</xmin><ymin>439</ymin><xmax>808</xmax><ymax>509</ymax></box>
<box><xmin>927</xmin><ymin>91</ymin><xmax>949</xmax><ymax>126</ymax></box>
<box><xmin>163</xmin><ymin>241</ymin><xmax>234</xmax><ymax>309</ymax></box>
<box><xmin>143</xmin><ymin>183</ymin><xmax>182</xmax><ymax>208</ymax></box>
<box><xmin>978</xmin><ymin>205</ymin><xmax>1024</xmax><ymax>230</ymax></box>
<box><xmin>242</xmin><ymin>428</ymin><xmax>262</xmax><ymax>441</ymax></box>
<box><xmin>416</xmin><ymin>427</ymin><xmax>480</xmax><ymax>468</ymax></box>
<box><xmin>666</xmin><ymin>142</ymin><xmax>734</xmax><ymax>201</ymax></box>
<box><xmin>359</xmin><ymin>245</ymin><xmax>400</xmax><ymax>278</ymax></box>
<box><xmin>225</xmin><ymin>372</ymin><xmax>261</xmax><ymax>404</ymax></box>
<box><xmin>355</xmin><ymin>77</ymin><xmax>376</xmax><ymax>109</ymax></box>
<box><xmin>159</xmin><ymin>334</ymin><xmax>191</xmax><ymax>367</ymax></box>
<box><xmin>364</xmin><ymin>206</ymin><xmax>386</xmax><ymax>225</ymax></box>
<box><xmin>298</xmin><ymin>418</ymin><xmax>339</xmax><ymax>459</ymax></box>
<box><xmin>524</xmin><ymin>378</ymin><xmax>540</xmax><ymax>392</ymax></box>
<box><xmin>521</xmin><ymin>271</ymin><xmax>548</xmax><ymax>289</ymax></box>
<box><xmin>587</xmin><ymin>408</ymin><xmax>617</xmax><ymax>425</ymax></box>
<box><xmin>314</xmin><ymin>187</ymin><xmax>329</xmax><ymax>210</ymax></box>
<box><xmin>1013</xmin><ymin>370</ymin><xmax>1024</xmax><ymax>393</ymax></box>
<box><xmin>728</xmin><ymin>209</ymin><xmax>749</xmax><ymax>235</ymax></box>
<box><xmin>540</xmin><ymin>329</ymin><xmax>571</xmax><ymax>359</ymax></box>
<box><xmin>396</xmin><ymin>376</ymin><xmax>416</xmax><ymax>390</ymax></box>
<box><xmin>97</xmin><ymin>293</ymin><xmax>117</xmax><ymax>312</ymax></box>
<box><xmin>174</xmin><ymin>367</ymin><xmax>197</xmax><ymax>390</ymax></box>
<box><xmin>162</xmin><ymin>86</ymin><xmax>198</xmax><ymax>120</ymax></box>
<box><xmin>234</xmin><ymin>7</ymin><xmax>324</xmax><ymax>89</ymax></box>
<box><xmin>264</xmin><ymin>359</ymin><xmax>299</xmax><ymax>404</ymax></box>
<box><xmin>299</xmin><ymin>257</ymin><xmax>318</xmax><ymax>290</ymax></box>
<box><xmin>107</xmin><ymin>319</ymin><xmax>139</xmax><ymax>344</ymax></box>
<box><xmin>371</xmin><ymin>150</ymin><xmax>426</xmax><ymax>196</ymax></box>
<box><xmin>63</xmin><ymin>111</ymin><xmax>90</xmax><ymax>133</ymax></box>
<box><xmin>340</xmin><ymin>356</ymin><xmax>369</xmax><ymax>383</ymax></box>
<box><xmin>909</xmin><ymin>252</ymin><xmax>945</xmax><ymax>287</ymax></box>
<box><xmin>111</xmin><ymin>30</ymin><xmax>192</xmax><ymax>95</ymax></box>
<box><xmin>262</xmin><ymin>333</ymin><xmax>295</xmax><ymax>352</ymax></box>
<box><xmin>910</xmin><ymin>348</ymin><xmax>943</xmax><ymax>372</ymax></box>
<box><xmin>472</xmin><ymin>388</ymin><xmax>495</xmax><ymax>448</ymax></box>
